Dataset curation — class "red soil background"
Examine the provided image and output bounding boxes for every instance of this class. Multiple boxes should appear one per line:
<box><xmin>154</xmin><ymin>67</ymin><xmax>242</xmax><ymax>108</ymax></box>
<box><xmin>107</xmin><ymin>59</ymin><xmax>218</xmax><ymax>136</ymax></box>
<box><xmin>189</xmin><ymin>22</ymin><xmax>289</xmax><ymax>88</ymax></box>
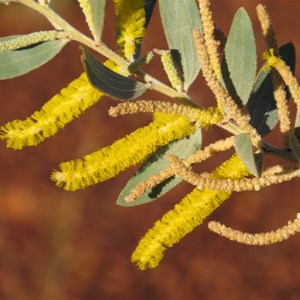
<box><xmin>0</xmin><ymin>1</ymin><xmax>300</xmax><ymax>299</ymax></box>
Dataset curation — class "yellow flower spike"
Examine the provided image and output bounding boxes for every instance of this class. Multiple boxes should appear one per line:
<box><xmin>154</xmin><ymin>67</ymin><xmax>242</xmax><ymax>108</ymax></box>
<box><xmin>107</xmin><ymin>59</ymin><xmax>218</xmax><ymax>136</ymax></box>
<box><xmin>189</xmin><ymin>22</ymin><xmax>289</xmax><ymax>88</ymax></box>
<box><xmin>193</xmin><ymin>106</ymin><xmax>223</xmax><ymax>128</ymax></box>
<box><xmin>212</xmin><ymin>153</ymin><xmax>251</xmax><ymax>179</ymax></box>
<box><xmin>0</xmin><ymin>73</ymin><xmax>103</xmax><ymax>150</ymax></box>
<box><xmin>51</xmin><ymin>113</ymin><xmax>195</xmax><ymax>191</ymax></box>
<box><xmin>131</xmin><ymin>154</ymin><xmax>251</xmax><ymax>270</ymax></box>
<box><xmin>132</xmin><ymin>188</ymin><xmax>231</xmax><ymax>270</ymax></box>
<box><xmin>113</xmin><ymin>0</ymin><xmax>146</xmax><ymax>60</ymax></box>
<box><xmin>262</xmin><ymin>48</ymin><xmax>279</xmax><ymax>70</ymax></box>
<box><xmin>263</xmin><ymin>50</ymin><xmax>300</xmax><ymax>112</ymax></box>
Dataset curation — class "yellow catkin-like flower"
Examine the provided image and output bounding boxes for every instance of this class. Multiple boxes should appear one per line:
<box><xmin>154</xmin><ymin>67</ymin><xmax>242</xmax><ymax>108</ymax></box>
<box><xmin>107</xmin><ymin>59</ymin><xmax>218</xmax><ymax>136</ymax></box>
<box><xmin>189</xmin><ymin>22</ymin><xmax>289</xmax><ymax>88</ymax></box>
<box><xmin>131</xmin><ymin>154</ymin><xmax>250</xmax><ymax>270</ymax></box>
<box><xmin>263</xmin><ymin>48</ymin><xmax>300</xmax><ymax>113</ymax></box>
<box><xmin>51</xmin><ymin>113</ymin><xmax>194</xmax><ymax>191</ymax></box>
<box><xmin>262</xmin><ymin>48</ymin><xmax>279</xmax><ymax>70</ymax></box>
<box><xmin>0</xmin><ymin>73</ymin><xmax>103</xmax><ymax>149</ymax></box>
<box><xmin>113</xmin><ymin>0</ymin><xmax>146</xmax><ymax>60</ymax></box>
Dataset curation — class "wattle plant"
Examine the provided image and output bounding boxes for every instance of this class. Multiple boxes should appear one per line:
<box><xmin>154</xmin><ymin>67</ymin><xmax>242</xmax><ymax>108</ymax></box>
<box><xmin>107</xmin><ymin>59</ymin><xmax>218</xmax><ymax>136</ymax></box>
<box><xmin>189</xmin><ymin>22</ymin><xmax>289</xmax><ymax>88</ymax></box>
<box><xmin>1</xmin><ymin>0</ymin><xmax>300</xmax><ymax>270</ymax></box>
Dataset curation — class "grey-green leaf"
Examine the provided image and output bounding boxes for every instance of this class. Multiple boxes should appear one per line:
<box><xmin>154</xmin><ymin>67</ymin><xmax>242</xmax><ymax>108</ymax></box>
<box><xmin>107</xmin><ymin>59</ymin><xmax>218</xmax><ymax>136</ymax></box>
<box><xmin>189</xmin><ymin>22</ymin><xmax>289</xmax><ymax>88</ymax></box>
<box><xmin>295</xmin><ymin>110</ymin><xmax>300</xmax><ymax>140</ymax></box>
<box><xmin>222</xmin><ymin>7</ymin><xmax>256</xmax><ymax>105</ymax></box>
<box><xmin>117</xmin><ymin>129</ymin><xmax>201</xmax><ymax>207</ymax></box>
<box><xmin>144</xmin><ymin>0</ymin><xmax>157</xmax><ymax>27</ymax></box>
<box><xmin>247</xmin><ymin>43</ymin><xmax>296</xmax><ymax>136</ymax></box>
<box><xmin>159</xmin><ymin>0</ymin><xmax>201</xmax><ymax>91</ymax></box>
<box><xmin>82</xmin><ymin>47</ymin><xmax>147</xmax><ymax>100</ymax></box>
<box><xmin>233</xmin><ymin>133</ymin><xmax>262</xmax><ymax>178</ymax></box>
<box><xmin>288</xmin><ymin>134</ymin><xmax>300</xmax><ymax>161</ymax></box>
<box><xmin>127</xmin><ymin>51</ymin><xmax>154</xmax><ymax>73</ymax></box>
<box><xmin>0</xmin><ymin>39</ymin><xmax>67</xmax><ymax>80</ymax></box>
<box><xmin>88</xmin><ymin>0</ymin><xmax>106</xmax><ymax>44</ymax></box>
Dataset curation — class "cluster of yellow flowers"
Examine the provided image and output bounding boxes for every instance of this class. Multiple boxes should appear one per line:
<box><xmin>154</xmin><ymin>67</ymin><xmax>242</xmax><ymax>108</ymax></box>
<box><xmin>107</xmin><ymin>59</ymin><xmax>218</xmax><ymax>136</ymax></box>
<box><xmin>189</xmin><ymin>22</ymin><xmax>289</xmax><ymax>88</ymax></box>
<box><xmin>1</xmin><ymin>0</ymin><xmax>300</xmax><ymax>270</ymax></box>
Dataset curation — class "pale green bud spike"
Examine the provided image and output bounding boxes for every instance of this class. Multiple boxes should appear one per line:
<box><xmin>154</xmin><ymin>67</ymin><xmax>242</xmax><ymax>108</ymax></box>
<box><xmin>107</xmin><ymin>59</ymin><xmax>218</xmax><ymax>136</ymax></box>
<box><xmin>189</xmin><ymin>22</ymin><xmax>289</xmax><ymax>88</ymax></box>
<box><xmin>160</xmin><ymin>50</ymin><xmax>183</xmax><ymax>92</ymax></box>
<box><xmin>0</xmin><ymin>30</ymin><xmax>65</xmax><ymax>53</ymax></box>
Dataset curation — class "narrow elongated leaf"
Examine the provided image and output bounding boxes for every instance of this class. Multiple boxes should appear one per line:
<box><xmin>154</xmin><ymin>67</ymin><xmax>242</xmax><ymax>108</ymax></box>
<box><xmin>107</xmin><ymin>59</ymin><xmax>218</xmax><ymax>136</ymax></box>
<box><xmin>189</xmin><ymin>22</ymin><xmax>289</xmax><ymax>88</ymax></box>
<box><xmin>295</xmin><ymin>110</ymin><xmax>300</xmax><ymax>140</ymax></box>
<box><xmin>289</xmin><ymin>72</ymin><xmax>300</xmax><ymax>160</ymax></box>
<box><xmin>82</xmin><ymin>47</ymin><xmax>147</xmax><ymax>100</ymax></box>
<box><xmin>159</xmin><ymin>0</ymin><xmax>201</xmax><ymax>90</ymax></box>
<box><xmin>144</xmin><ymin>0</ymin><xmax>157</xmax><ymax>27</ymax></box>
<box><xmin>117</xmin><ymin>129</ymin><xmax>201</xmax><ymax>207</ymax></box>
<box><xmin>0</xmin><ymin>39</ymin><xmax>66</xmax><ymax>79</ymax></box>
<box><xmin>222</xmin><ymin>7</ymin><xmax>256</xmax><ymax>105</ymax></box>
<box><xmin>127</xmin><ymin>51</ymin><xmax>154</xmax><ymax>73</ymax></box>
<box><xmin>78</xmin><ymin>0</ymin><xmax>106</xmax><ymax>44</ymax></box>
<box><xmin>247</xmin><ymin>43</ymin><xmax>296</xmax><ymax>136</ymax></box>
<box><xmin>233</xmin><ymin>133</ymin><xmax>262</xmax><ymax>178</ymax></box>
<box><xmin>288</xmin><ymin>134</ymin><xmax>300</xmax><ymax>161</ymax></box>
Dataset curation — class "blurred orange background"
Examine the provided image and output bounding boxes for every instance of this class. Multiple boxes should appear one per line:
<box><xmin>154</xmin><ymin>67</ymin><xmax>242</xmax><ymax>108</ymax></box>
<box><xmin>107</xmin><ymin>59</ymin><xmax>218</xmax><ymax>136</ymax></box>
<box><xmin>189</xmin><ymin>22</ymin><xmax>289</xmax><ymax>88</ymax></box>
<box><xmin>0</xmin><ymin>1</ymin><xmax>300</xmax><ymax>299</ymax></box>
